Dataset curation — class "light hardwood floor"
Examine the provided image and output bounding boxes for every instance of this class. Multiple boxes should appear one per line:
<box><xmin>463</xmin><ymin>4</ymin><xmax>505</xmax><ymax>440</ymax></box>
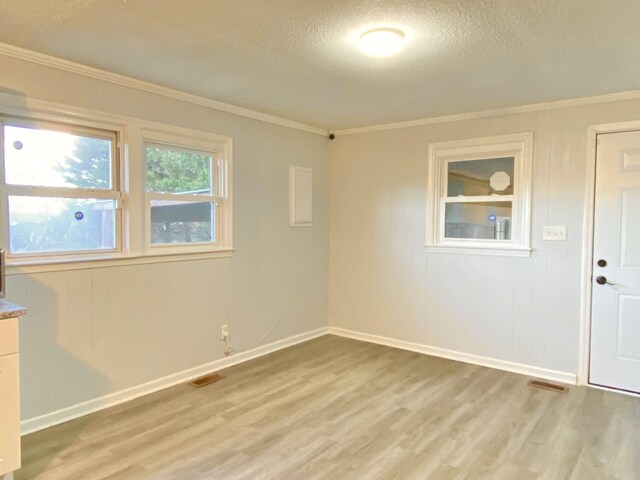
<box><xmin>16</xmin><ymin>335</ymin><xmax>640</xmax><ymax>479</ymax></box>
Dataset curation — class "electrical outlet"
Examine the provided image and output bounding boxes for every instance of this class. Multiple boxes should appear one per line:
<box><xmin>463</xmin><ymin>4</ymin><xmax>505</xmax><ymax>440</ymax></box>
<box><xmin>543</xmin><ymin>225</ymin><xmax>567</xmax><ymax>241</ymax></box>
<box><xmin>220</xmin><ymin>324</ymin><xmax>229</xmax><ymax>341</ymax></box>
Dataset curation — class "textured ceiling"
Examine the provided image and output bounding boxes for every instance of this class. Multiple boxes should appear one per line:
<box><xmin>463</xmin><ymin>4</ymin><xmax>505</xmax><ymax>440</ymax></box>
<box><xmin>1</xmin><ymin>1</ymin><xmax>639</xmax><ymax>129</ymax></box>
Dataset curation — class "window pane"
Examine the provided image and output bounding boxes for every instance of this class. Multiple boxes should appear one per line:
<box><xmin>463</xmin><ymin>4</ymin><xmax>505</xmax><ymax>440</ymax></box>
<box><xmin>445</xmin><ymin>201</ymin><xmax>512</xmax><ymax>240</ymax></box>
<box><xmin>4</xmin><ymin>125</ymin><xmax>113</xmax><ymax>189</ymax></box>
<box><xmin>146</xmin><ymin>144</ymin><xmax>212</xmax><ymax>195</ymax></box>
<box><xmin>447</xmin><ymin>157</ymin><xmax>514</xmax><ymax>197</ymax></box>
<box><xmin>8</xmin><ymin>196</ymin><xmax>116</xmax><ymax>254</ymax></box>
<box><xmin>150</xmin><ymin>200</ymin><xmax>214</xmax><ymax>244</ymax></box>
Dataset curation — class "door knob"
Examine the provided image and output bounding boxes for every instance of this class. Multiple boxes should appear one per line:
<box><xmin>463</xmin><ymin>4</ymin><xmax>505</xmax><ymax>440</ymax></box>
<box><xmin>596</xmin><ymin>276</ymin><xmax>615</xmax><ymax>286</ymax></box>
<box><xmin>597</xmin><ymin>259</ymin><xmax>607</xmax><ymax>267</ymax></box>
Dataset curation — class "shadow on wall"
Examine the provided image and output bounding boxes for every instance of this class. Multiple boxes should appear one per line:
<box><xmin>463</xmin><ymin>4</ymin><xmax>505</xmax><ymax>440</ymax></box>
<box><xmin>11</xmin><ymin>273</ymin><xmax>114</xmax><ymax>479</ymax></box>
<box><xmin>0</xmin><ymin>87</ymin><xmax>114</xmax><ymax>479</ymax></box>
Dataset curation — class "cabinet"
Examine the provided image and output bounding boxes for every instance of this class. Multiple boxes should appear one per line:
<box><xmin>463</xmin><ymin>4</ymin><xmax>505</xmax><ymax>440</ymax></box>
<box><xmin>0</xmin><ymin>310</ymin><xmax>24</xmax><ymax>480</ymax></box>
<box><xmin>0</xmin><ymin>353</ymin><xmax>19</xmax><ymax>476</ymax></box>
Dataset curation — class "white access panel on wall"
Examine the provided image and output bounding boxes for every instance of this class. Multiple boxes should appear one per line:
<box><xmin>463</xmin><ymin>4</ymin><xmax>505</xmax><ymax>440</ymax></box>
<box><xmin>289</xmin><ymin>166</ymin><xmax>313</xmax><ymax>227</ymax></box>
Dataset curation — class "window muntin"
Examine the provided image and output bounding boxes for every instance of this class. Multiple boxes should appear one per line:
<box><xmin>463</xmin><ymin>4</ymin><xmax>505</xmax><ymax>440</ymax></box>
<box><xmin>426</xmin><ymin>133</ymin><xmax>532</xmax><ymax>256</ymax></box>
<box><xmin>143</xmin><ymin>139</ymin><xmax>225</xmax><ymax>250</ymax></box>
<box><xmin>1</xmin><ymin>119</ymin><xmax>121</xmax><ymax>259</ymax></box>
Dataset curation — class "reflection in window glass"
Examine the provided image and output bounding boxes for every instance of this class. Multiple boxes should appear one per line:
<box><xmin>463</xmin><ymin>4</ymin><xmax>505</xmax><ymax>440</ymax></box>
<box><xmin>445</xmin><ymin>201</ymin><xmax>512</xmax><ymax>240</ymax></box>
<box><xmin>146</xmin><ymin>144</ymin><xmax>212</xmax><ymax>195</ymax></box>
<box><xmin>150</xmin><ymin>200</ymin><xmax>214</xmax><ymax>244</ymax></box>
<box><xmin>447</xmin><ymin>157</ymin><xmax>514</xmax><ymax>197</ymax></box>
<box><xmin>3</xmin><ymin>125</ymin><xmax>113</xmax><ymax>189</ymax></box>
<box><xmin>8</xmin><ymin>196</ymin><xmax>116</xmax><ymax>253</ymax></box>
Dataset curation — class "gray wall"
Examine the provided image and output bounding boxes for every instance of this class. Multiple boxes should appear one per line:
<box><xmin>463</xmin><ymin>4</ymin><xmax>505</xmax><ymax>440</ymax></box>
<box><xmin>0</xmin><ymin>55</ymin><xmax>330</xmax><ymax>422</ymax></box>
<box><xmin>329</xmin><ymin>97</ymin><xmax>640</xmax><ymax>377</ymax></box>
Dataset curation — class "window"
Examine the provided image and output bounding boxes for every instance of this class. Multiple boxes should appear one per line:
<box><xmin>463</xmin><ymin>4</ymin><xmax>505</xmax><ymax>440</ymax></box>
<box><xmin>426</xmin><ymin>133</ymin><xmax>533</xmax><ymax>257</ymax></box>
<box><xmin>0</xmin><ymin>119</ymin><xmax>121</xmax><ymax>260</ymax></box>
<box><xmin>0</xmin><ymin>108</ymin><xmax>233</xmax><ymax>267</ymax></box>
<box><xmin>142</xmin><ymin>130</ymin><xmax>231</xmax><ymax>254</ymax></box>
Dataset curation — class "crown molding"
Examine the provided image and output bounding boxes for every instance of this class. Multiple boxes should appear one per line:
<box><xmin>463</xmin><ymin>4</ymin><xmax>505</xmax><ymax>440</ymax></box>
<box><xmin>333</xmin><ymin>90</ymin><xmax>640</xmax><ymax>136</ymax></box>
<box><xmin>4</xmin><ymin>41</ymin><xmax>639</xmax><ymax>137</ymax></box>
<box><xmin>0</xmin><ymin>42</ymin><xmax>329</xmax><ymax>136</ymax></box>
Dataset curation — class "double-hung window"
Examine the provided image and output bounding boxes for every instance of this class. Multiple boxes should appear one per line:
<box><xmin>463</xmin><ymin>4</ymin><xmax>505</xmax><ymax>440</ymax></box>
<box><xmin>0</xmin><ymin>104</ymin><xmax>233</xmax><ymax>267</ymax></box>
<box><xmin>0</xmin><ymin>118</ymin><xmax>121</xmax><ymax>261</ymax></box>
<box><xmin>142</xmin><ymin>130</ymin><xmax>230</xmax><ymax>254</ymax></box>
<box><xmin>425</xmin><ymin>133</ymin><xmax>533</xmax><ymax>257</ymax></box>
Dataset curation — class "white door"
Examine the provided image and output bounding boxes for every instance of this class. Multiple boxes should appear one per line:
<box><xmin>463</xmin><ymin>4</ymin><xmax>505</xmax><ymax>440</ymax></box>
<box><xmin>590</xmin><ymin>130</ymin><xmax>640</xmax><ymax>393</ymax></box>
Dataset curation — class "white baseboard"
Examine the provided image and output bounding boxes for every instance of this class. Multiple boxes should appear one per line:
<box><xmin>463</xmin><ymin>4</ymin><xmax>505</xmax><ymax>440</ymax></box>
<box><xmin>328</xmin><ymin>327</ymin><xmax>578</xmax><ymax>385</ymax></box>
<box><xmin>21</xmin><ymin>327</ymin><xmax>329</xmax><ymax>436</ymax></box>
<box><xmin>21</xmin><ymin>325</ymin><xmax>578</xmax><ymax>435</ymax></box>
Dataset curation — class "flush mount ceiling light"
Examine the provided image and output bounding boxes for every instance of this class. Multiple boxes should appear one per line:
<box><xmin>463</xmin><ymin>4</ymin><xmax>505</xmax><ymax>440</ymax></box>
<box><xmin>358</xmin><ymin>28</ymin><xmax>406</xmax><ymax>57</ymax></box>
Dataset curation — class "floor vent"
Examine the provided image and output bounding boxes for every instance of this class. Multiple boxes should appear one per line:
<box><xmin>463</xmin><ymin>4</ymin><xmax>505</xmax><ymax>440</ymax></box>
<box><xmin>527</xmin><ymin>379</ymin><xmax>569</xmax><ymax>393</ymax></box>
<box><xmin>188</xmin><ymin>373</ymin><xmax>224</xmax><ymax>388</ymax></box>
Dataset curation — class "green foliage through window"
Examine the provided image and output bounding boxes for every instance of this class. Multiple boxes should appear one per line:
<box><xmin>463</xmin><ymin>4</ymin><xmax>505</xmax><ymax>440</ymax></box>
<box><xmin>59</xmin><ymin>135</ymin><xmax>112</xmax><ymax>189</ymax></box>
<box><xmin>146</xmin><ymin>145</ymin><xmax>212</xmax><ymax>194</ymax></box>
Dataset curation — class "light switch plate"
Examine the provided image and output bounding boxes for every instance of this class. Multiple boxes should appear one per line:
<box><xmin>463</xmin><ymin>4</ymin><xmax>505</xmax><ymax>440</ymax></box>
<box><xmin>543</xmin><ymin>225</ymin><xmax>567</xmax><ymax>241</ymax></box>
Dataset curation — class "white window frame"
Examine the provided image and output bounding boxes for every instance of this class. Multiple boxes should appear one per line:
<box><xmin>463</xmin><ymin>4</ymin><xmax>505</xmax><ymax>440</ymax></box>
<box><xmin>425</xmin><ymin>132</ymin><xmax>533</xmax><ymax>257</ymax></box>
<box><xmin>141</xmin><ymin>128</ymin><xmax>232</xmax><ymax>256</ymax></box>
<box><xmin>0</xmin><ymin>116</ymin><xmax>124</xmax><ymax>263</ymax></box>
<box><xmin>0</xmin><ymin>93</ymin><xmax>233</xmax><ymax>273</ymax></box>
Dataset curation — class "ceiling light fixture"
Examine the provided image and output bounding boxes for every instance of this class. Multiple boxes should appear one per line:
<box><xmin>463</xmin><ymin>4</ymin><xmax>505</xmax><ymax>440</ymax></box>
<box><xmin>358</xmin><ymin>28</ymin><xmax>405</xmax><ymax>57</ymax></box>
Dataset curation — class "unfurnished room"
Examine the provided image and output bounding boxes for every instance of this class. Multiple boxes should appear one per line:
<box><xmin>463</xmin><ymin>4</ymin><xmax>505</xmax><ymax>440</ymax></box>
<box><xmin>0</xmin><ymin>1</ymin><xmax>639</xmax><ymax>479</ymax></box>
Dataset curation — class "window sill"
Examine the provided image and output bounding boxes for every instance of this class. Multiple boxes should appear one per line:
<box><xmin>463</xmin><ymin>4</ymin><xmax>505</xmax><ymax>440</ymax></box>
<box><xmin>6</xmin><ymin>249</ymin><xmax>234</xmax><ymax>275</ymax></box>
<box><xmin>424</xmin><ymin>244</ymin><xmax>531</xmax><ymax>258</ymax></box>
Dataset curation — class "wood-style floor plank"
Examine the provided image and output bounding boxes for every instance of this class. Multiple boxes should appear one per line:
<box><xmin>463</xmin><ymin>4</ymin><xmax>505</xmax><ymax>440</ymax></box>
<box><xmin>15</xmin><ymin>335</ymin><xmax>640</xmax><ymax>479</ymax></box>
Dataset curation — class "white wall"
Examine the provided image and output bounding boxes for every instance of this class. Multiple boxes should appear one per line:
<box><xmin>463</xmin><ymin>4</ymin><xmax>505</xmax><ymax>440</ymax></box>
<box><xmin>329</xmin><ymin>98</ymin><xmax>640</xmax><ymax>377</ymax></box>
<box><xmin>0</xmin><ymin>55</ymin><xmax>329</xmax><ymax>423</ymax></box>
<box><xmin>4</xmin><ymin>47</ymin><xmax>640</xmax><ymax>427</ymax></box>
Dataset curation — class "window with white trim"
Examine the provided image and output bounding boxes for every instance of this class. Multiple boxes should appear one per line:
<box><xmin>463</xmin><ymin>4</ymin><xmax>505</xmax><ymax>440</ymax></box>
<box><xmin>426</xmin><ymin>133</ymin><xmax>533</xmax><ymax>257</ymax></box>
<box><xmin>0</xmin><ymin>118</ymin><xmax>122</xmax><ymax>261</ymax></box>
<box><xmin>142</xmin><ymin>130</ymin><xmax>230</xmax><ymax>254</ymax></box>
<box><xmin>0</xmin><ymin>112</ymin><xmax>233</xmax><ymax>265</ymax></box>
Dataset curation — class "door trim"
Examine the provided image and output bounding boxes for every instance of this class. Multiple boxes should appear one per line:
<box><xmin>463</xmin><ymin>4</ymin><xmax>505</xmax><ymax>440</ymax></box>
<box><xmin>579</xmin><ymin>120</ymin><xmax>640</xmax><ymax>387</ymax></box>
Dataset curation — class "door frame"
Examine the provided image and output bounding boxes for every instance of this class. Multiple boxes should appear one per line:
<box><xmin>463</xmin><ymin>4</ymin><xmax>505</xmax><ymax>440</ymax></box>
<box><xmin>579</xmin><ymin>119</ymin><xmax>640</xmax><ymax>388</ymax></box>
